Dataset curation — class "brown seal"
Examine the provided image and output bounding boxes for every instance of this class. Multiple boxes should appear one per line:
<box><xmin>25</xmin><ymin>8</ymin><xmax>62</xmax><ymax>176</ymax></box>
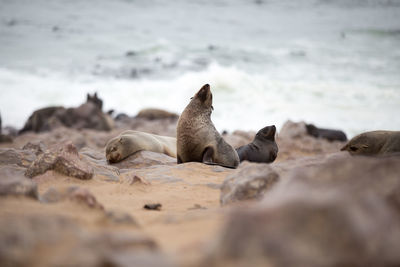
<box><xmin>306</xmin><ymin>123</ymin><xmax>347</xmax><ymax>142</ymax></box>
<box><xmin>236</xmin><ymin>125</ymin><xmax>278</xmax><ymax>163</ymax></box>
<box><xmin>176</xmin><ymin>84</ymin><xmax>239</xmax><ymax>168</ymax></box>
<box><xmin>341</xmin><ymin>130</ymin><xmax>400</xmax><ymax>156</ymax></box>
<box><xmin>105</xmin><ymin>130</ymin><xmax>177</xmax><ymax>163</ymax></box>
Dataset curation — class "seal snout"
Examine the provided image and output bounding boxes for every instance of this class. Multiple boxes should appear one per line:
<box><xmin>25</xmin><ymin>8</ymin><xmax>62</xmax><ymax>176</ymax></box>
<box><xmin>259</xmin><ymin>125</ymin><xmax>276</xmax><ymax>140</ymax></box>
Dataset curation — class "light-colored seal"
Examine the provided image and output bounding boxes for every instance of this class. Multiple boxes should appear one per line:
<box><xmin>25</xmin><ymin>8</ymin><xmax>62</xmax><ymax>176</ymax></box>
<box><xmin>176</xmin><ymin>84</ymin><xmax>239</xmax><ymax>168</ymax></box>
<box><xmin>341</xmin><ymin>130</ymin><xmax>400</xmax><ymax>156</ymax></box>
<box><xmin>105</xmin><ymin>130</ymin><xmax>177</xmax><ymax>163</ymax></box>
<box><xmin>236</xmin><ymin>125</ymin><xmax>278</xmax><ymax>163</ymax></box>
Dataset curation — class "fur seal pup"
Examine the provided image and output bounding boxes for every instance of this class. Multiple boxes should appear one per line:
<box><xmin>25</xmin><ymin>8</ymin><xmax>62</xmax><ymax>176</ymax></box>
<box><xmin>306</xmin><ymin>123</ymin><xmax>347</xmax><ymax>142</ymax></box>
<box><xmin>105</xmin><ymin>130</ymin><xmax>177</xmax><ymax>163</ymax></box>
<box><xmin>341</xmin><ymin>130</ymin><xmax>400</xmax><ymax>156</ymax></box>
<box><xmin>236</xmin><ymin>125</ymin><xmax>278</xmax><ymax>163</ymax></box>
<box><xmin>176</xmin><ymin>84</ymin><xmax>239</xmax><ymax>168</ymax></box>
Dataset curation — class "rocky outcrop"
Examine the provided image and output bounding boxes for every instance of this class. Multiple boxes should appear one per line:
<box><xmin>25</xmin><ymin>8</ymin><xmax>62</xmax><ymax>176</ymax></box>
<box><xmin>277</xmin><ymin>120</ymin><xmax>346</xmax><ymax>160</ymax></box>
<box><xmin>220</xmin><ymin>162</ymin><xmax>279</xmax><ymax>205</ymax></box>
<box><xmin>206</xmin><ymin>155</ymin><xmax>400</xmax><ymax>267</ymax></box>
<box><xmin>0</xmin><ymin>166</ymin><xmax>38</xmax><ymax>199</ymax></box>
<box><xmin>25</xmin><ymin>142</ymin><xmax>94</xmax><ymax>179</ymax></box>
<box><xmin>19</xmin><ymin>93</ymin><xmax>113</xmax><ymax>133</ymax></box>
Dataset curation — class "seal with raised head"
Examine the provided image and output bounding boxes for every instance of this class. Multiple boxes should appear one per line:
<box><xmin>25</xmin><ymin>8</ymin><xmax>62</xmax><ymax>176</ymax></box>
<box><xmin>105</xmin><ymin>130</ymin><xmax>177</xmax><ymax>163</ymax></box>
<box><xmin>306</xmin><ymin>123</ymin><xmax>347</xmax><ymax>142</ymax></box>
<box><xmin>236</xmin><ymin>125</ymin><xmax>278</xmax><ymax>163</ymax></box>
<box><xmin>341</xmin><ymin>130</ymin><xmax>400</xmax><ymax>156</ymax></box>
<box><xmin>176</xmin><ymin>84</ymin><xmax>239</xmax><ymax>168</ymax></box>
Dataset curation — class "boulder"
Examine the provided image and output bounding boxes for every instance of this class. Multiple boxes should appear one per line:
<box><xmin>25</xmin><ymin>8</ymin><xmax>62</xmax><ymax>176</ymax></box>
<box><xmin>25</xmin><ymin>142</ymin><xmax>94</xmax><ymax>179</ymax></box>
<box><xmin>110</xmin><ymin>150</ymin><xmax>176</xmax><ymax>169</ymax></box>
<box><xmin>220</xmin><ymin>162</ymin><xmax>279</xmax><ymax>205</ymax></box>
<box><xmin>205</xmin><ymin>155</ymin><xmax>400</xmax><ymax>267</ymax></box>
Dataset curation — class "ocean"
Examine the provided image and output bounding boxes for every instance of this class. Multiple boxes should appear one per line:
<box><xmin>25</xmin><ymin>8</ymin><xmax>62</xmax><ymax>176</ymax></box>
<box><xmin>0</xmin><ymin>0</ymin><xmax>399</xmax><ymax>137</ymax></box>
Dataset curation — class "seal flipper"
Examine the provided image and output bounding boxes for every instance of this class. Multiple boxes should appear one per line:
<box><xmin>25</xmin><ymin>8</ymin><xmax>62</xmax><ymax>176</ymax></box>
<box><xmin>202</xmin><ymin>146</ymin><xmax>214</xmax><ymax>164</ymax></box>
<box><xmin>177</xmin><ymin>155</ymin><xmax>183</xmax><ymax>164</ymax></box>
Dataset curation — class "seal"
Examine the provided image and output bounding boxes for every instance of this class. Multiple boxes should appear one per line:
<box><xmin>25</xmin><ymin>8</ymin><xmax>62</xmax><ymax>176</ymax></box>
<box><xmin>305</xmin><ymin>123</ymin><xmax>347</xmax><ymax>142</ymax></box>
<box><xmin>105</xmin><ymin>130</ymin><xmax>177</xmax><ymax>163</ymax></box>
<box><xmin>176</xmin><ymin>84</ymin><xmax>239</xmax><ymax>168</ymax></box>
<box><xmin>236</xmin><ymin>125</ymin><xmax>278</xmax><ymax>163</ymax></box>
<box><xmin>340</xmin><ymin>130</ymin><xmax>400</xmax><ymax>156</ymax></box>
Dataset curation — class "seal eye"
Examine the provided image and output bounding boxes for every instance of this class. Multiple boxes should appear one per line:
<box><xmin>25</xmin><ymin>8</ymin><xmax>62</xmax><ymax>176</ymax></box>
<box><xmin>350</xmin><ymin>146</ymin><xmax>358</xmax><ymax>151</ymax></box>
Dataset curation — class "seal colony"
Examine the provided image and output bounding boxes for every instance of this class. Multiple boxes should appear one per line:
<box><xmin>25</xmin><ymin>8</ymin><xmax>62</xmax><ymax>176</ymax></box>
<box><xmin>103</xmin><ymin>84</ymin><xmax>398</xmax><ymax>167</ymax></box>
<box><xmin>176</xmin><ymin>84</ymin><xmax>240</xmax><ymax>168</ymax></box>
<box><xmin>105</xmin><ymin>130</ymin><xmax>177</xmax><ymax>163</ymax></box>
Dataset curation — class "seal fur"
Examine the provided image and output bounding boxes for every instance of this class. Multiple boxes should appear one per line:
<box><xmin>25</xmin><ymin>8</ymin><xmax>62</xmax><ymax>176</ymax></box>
<box><xmin>236</xmin><ymin>125</ymin><xmax>278</xmax><ymax>163</ymax></box>
<box><xmin>105</xmin><ymin>130</ymin><xmax>177</xmax><ymax>163</ymax></box>
<box><xmin>341</xmin><ymin>130</ymin><xmax>400</xmax><ymax>156</ymax></box>
<box><xmin>176</xmin><ymin>84</ymin><xmax>239</xmax><ymax>168</ymax></box>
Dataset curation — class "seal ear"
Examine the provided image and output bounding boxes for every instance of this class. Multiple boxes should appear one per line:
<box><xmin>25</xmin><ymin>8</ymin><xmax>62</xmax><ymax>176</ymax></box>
<box><xmin>196</xmin><ymin>84</ymin><xmax>211</xmax><ymax>103</ymax></box>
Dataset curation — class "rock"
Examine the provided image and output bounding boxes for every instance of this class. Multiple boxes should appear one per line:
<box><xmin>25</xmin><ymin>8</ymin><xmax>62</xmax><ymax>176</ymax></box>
<box><xmin>277</xmin><ymin>120</ymin><xmax>346</xmax><ymax>160</ymax></box>
<box><xmin>206</xmin><ymin>192</ymin><xmax>400</xmax><ymax>267</ymax></box>
<box><xmin>220</xmin><ymin>162</ymin><xmax>279</xmax><ymax>205</ymax></box>
<box><xmin>0</xmin><ymin>213</ymin><xmax>164</xmax><ymax>267</ymax></box>
<box><xmin>25</xmin><ymin>142</ymin><xmax>94</xmax><ymax>179</ymax></box>
<box><xmin>19</xmin><ymin>93</ymin><xmax>113</xmax><ymax>133</ymax></box>
<box><xmin>22</xmin><ymin>141</ymin><xmax>47</xmax><ymax>155</ymax></box>
<box><xmin>80</xmin><ymin>147</ymin><xmax>120</xmax><ymax>181</ymax></box>
<box><xmin>206</xmin><ymin>155</ymin><xmax>400</xmax><ymax>267</ymax></box>
<box><xmin>0</xmin><ymin>134</ymin><xmax>13</xmax><ymax>143</ymax></box>
<box><xmin>110</xmin><ymin>150</ymin><xmax>176</xmax><ymax>169</ymax></box>
<box><xmin>144</xmin><ymin>203</ymin><xmax>162</xmax><ymax>210</ymax></box>
<box><xmin>135</xmin><ymin>108</ymin><xmax>179</xmax><ymax>120</ymax></box>
<box><xmin>0</xmin><ymin>166</ymin><xmax>38</xmax><ymax>199</ymax></box>
<box><xmin>19</xmin><ymin>106</ymin><xmax>64</xmax><ymax>133</ymax></box>
<box><xmin>0</xmin><ymin>148</ymin><xmax>36</xmax><ymax>168</ymax></box>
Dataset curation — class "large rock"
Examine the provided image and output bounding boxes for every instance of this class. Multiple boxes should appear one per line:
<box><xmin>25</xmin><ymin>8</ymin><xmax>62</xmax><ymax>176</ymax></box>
<box><xmin>0</xmin><ymin>166</ymin><xmax>38</xmax><ymax>199</ymax></box>
<box><xmin>220</xmin><ymin>162</ymin><xmax>279</xmax><ymax>205</ymax></box>
<box><xmin>19</xmin><ymin>93</ymin><xmax>113</xmax><ymax>133</ymax></box>
<box><xmin>25</xmin><ymin>142</ymin><xmax>94</xmax><ymax>179</ymax></box>
<box><xmin>0</xmin><ymin>213</ymin><xmax>168</xmax><ymax>267</ymax></box>
<box><xmin>110</xmin><ymin>150</ymin><xmax>176</xmax><ymax>169</ymax></box>
<box><xmin>205</xmin><ymin>155</ymin><xmax>400</xmax><ymax>267</ymax></box>
<box><xmin>80</xmin><ymin>147</ymin><xmax>120</xmax><ymax>181</ymax></box>
<box><xmin>277</xmin><ymin>120</ymin><xmax>346</xmax><ymax>160</ymax></box>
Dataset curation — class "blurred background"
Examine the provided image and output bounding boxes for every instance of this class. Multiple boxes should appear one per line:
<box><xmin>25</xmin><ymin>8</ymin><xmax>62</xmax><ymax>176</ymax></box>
<box><xmin>0</xmin><ymin>0</ymin><xmax>399</xmax><ymax>136</ymax></box>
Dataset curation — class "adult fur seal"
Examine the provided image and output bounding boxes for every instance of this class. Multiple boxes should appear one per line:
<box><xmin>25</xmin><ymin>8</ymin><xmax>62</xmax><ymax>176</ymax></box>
<box><xmin>306</xmin><ymin>123</ymin><xmax>347</xmax><ymax>142</ymax></box>
<box><xmin>236</xmin><ymin>125</ymin><xmax>278</xmax><ymax>163</ymax></box>
<box><xmin>176</xmin><ymin>84</ymin><xmax>239</xmax><ymax>168</ymax></box>
<box><xmin>105</xmin><ymin>130</ymin><xmax>177</xmax><ymax>163</ymax></box>
<box><xmin>341</xmin><ymin>130</ymin><xmax>400</xmax><ymax>156</ymax></box>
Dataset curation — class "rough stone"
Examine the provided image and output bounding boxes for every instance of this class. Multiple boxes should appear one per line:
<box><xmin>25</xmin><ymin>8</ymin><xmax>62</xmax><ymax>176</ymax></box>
<box><xmin>0</xmin><ymin>166</ymin><xmax>38</xmax><ymax>199</ymax></box>
<box><xmin>220</xmin><ymin>162</ymin><xmax>279</xmax><ymax>205</ymax></box>
<box><xmin>0</xmin><ymin>148</ymin><xmax>36</xmax><ymax>168</ymax></box>
<box><xmin>206</xmin><ymin>155</ymin><xmax>400</xmax><ymax>267</ymax></box>
<box><xmin>25</xmin><ymin>142</ymin><xmax>94</xmax><ymax>179</ymax></box>
<box><xmin>110</xmin><ymin>150</ymin><xmax>176</xmax><ymax>169</ymax></box>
